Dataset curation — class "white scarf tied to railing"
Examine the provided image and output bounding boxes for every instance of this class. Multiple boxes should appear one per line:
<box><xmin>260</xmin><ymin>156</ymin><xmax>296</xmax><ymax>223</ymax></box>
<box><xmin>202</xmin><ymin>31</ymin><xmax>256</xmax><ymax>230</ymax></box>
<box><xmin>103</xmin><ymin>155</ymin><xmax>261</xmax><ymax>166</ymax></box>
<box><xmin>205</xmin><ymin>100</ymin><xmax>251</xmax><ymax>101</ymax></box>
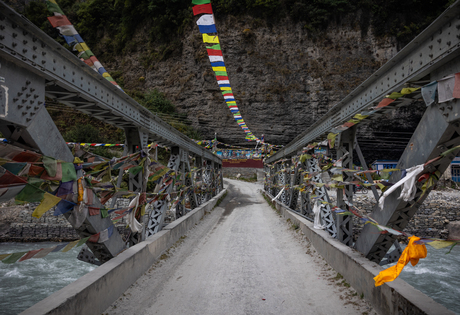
<box><xmin>378</xmin><ymin>164</ymin><xmax>425</xmax><ymax>210</ymax></box>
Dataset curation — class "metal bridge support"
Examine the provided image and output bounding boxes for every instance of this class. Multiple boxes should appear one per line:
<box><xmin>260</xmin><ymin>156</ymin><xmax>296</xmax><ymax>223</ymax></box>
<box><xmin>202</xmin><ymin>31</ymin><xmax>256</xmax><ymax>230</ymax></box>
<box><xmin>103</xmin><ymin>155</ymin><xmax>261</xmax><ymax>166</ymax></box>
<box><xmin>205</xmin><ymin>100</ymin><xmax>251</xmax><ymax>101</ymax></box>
<box><xmin>174</xmin><ymin>149</ymin><xmax>194</xmax><ymax>218</ymax></box>
<box><xmin>124</xmin><ymin>128</ymin><xmax>149</xmax><ymax>193</ymax></box>
<box><xmin>335</xmin><ymin>127</ymin><xmax>356</xmax><ymax>246</ymax></box>
<box><xmin>355</xmin><ymin>102</ymin><xmax>460</xmax><ymax>263</ymax></box>
<box><xmin>0</xmin><ymin>59</ymin><xmax>73</xmax><ymax>162</ymax></box>
<box><xmin>306</xmin><ymin>158</ymin><xmax>337</xmax><ymax>237</ymax></box>
<box><xmin>299</xmin><ymin>161</ymin><xmax>312</xmax><ymax>216</ymax></box>
<box><xmin>288</xmin><ymin>160</ymin><xmax>302</xmax><ymax>211</ymax></box>
<box><xmin>280</xmin><ymin>161</ymin><xmax>291</xmax><ymax>206</ymax></box>
<box><xmin>145</xmin><ymin>146</ymin><xmax>181</xmax><ymax>238</ymax></box>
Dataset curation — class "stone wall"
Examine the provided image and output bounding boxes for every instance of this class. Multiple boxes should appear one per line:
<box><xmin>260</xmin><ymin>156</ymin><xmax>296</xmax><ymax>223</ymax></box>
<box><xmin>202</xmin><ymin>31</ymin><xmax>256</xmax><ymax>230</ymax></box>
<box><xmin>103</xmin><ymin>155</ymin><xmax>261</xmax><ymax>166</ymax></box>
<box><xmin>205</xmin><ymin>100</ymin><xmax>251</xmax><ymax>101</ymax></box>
<box><xmin>0</xmin><ymin>200</ymin><xmax>131</xmax><ymax>242</ymax></box>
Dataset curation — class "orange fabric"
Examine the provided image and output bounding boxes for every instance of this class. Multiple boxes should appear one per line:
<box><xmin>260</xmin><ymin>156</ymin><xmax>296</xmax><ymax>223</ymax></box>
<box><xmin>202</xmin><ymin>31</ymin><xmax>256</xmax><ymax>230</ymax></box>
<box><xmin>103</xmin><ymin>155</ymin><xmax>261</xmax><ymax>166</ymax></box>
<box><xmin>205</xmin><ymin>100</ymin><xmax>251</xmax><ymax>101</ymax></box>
<box><xmin>77</xmin><ymin>178</ymin><xmax>84</xmax><ymax>203</ymax></box>
<box><xmin>374</xmin><ymin>236</ymin><xmax>427</xmax><ymax>287</ymax></box>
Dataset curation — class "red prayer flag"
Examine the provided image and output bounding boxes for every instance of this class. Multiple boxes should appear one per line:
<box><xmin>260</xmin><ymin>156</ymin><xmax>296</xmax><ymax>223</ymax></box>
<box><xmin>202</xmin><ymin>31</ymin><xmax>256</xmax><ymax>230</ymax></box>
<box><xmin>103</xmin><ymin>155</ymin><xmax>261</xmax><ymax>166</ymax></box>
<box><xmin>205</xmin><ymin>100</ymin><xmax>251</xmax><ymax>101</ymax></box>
<box><xmin>207</xmin><ymin>49</ymin><xmax>223</xmax><ymax>56</ymax></box>
<box><xmin>47</xmin><ymin>15</ymin><xmax>72</xmax><ymax>28</ymax></box>
<box><xmin>216</xmin><ymin>76</ymin><xmax>229</xmax><ymax>81</ymax></box>
<box><xmin>376</xmin><ymin>98</ymin><xmax>395</xmax><ymax>108</ymax></box>
<box><xmin>342</xmin><ymin>122</ymin><xmax>355</xmax><ymax>128</ymax></box>
<box><xmin>12</xmin><ymin>151</ymin><xmax>41</xmax><ymax>162</ymax></box>
<box><xmin>19</xmin><ymin>249</ymin><xmax>43</xmax><ymax>262</ymax></box>
<box><xmin>193</xmin><ymin>3</ymin><xmax>213</xmax><ymax>15</ymax></box>
<box><xmin>88</xmin><ymin>232</ymin><xmax>100</xmax><ymax>243</ymax></box>
<box><xmin>88</xmin><ymin>207</ymin><xmax>100</xmax><ymax>216</ymax></box>
<box><xmin>0</xmin><ymin>170</ymin><xmax>27</xmax><ymax>188</ymax></box>
<box><xmin>453</xmin><ymin>73</ymin><xmax>460</xmax><ymax>98</ymax></box>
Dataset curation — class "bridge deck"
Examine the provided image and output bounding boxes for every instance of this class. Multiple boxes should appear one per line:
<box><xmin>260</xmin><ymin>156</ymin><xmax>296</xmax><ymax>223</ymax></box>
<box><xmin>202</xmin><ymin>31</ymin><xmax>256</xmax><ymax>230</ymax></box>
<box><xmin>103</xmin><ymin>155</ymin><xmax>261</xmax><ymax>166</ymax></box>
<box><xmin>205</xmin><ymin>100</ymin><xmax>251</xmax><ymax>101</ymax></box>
<box><xmin>104</xmin><ymin>179</ymin><xmax>376</xmax><ymax>315</ymax></box>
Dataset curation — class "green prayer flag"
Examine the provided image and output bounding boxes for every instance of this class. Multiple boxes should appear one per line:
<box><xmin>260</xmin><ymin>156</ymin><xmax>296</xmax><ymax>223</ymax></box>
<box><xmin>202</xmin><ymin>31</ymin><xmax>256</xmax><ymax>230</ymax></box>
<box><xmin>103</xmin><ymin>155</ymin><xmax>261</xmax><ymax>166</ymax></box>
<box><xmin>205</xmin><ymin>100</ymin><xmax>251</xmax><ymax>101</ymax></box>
<box><xmin>43</xmin><ymin>156</ymin><xmax>57</xmax><ymax>177</ymax></box>
<box><xmin>61</xmin><ymin>163</ymin><xmax>77</xmax><ymax>182</ymax></box>
<box><xmin>76</xmin><ymin>237</ymin><xmax>90</xmax><ymax>247</ymax></box>
<box><xmin>387</xmin><ymin>92</ymin><xmax>404</xmax><ymax>99</ymax></box>
<box><xmin>128</xmin><ymin>166</ymin><xmax>143</xmax><ymax>176</ymax></box>
<box><xmin>101</xmin><ymin>209</ymin><xmax>109</xmax><ymax>218</ymax></box>
<box><xmin>2</xmin><ymin>252</ymin><xmax>27</xmax><ymax>264</ymax></box>
<box><xmin>206</xmin><ymin>44</ymin><xmax>221</xmax><ymax>50</ymax></box>
<box><xmin>46</xmin><ymin>1</ymin><xmax>64</xmax><ymax>15</ymax></box>
<box><xmin>192</xmin><ymin>0</ymin><xmax>211</xmax><ymax>4</ymax></box>
<box><xmin>215</xmin><ymin>71</ymin><xmax>227</xmax><ymax>76</ymax></box>
<box><xmin>15</xmin><ymin>184</ymin><xmax>45</xmax><ymax>204</ymax></box>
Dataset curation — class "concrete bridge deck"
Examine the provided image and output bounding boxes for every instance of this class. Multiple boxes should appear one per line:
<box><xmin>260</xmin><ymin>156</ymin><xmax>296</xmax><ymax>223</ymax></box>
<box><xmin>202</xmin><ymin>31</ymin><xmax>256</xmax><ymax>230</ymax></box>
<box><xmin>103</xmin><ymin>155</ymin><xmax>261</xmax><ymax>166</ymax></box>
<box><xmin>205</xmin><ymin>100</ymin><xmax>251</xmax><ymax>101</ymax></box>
<box><xmin>104</xmin><ymin>179</ymin><xmax>376</xmax><ymax>315</ymax></box>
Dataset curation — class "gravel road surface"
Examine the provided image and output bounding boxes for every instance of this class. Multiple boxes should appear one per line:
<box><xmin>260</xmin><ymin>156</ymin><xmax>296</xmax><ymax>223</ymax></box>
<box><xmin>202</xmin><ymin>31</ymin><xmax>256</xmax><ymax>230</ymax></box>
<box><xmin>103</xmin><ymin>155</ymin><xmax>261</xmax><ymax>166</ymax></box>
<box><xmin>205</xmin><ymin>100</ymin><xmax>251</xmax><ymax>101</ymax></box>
<box><xmin>105</xmin><ymin>179</ymin><xmax>377</xmax><ymax>315</ymax></box>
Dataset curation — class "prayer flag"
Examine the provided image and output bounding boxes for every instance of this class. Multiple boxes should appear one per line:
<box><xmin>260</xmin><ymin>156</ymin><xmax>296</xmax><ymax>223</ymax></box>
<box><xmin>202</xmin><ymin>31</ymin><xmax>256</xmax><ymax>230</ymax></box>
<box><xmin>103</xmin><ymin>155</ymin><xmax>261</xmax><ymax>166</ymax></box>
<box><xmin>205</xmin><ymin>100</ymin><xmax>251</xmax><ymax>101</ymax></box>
<box><xmin>218</xmin><ymin>80</ymin><xmax>230</xmax><ymax>84</ymax></box>
<box><xmin>32</xmin><ymin>192</ymin><xmax>62</xmax><ymax>218</ymax></box>
<box><xmin>56</xmin><ymin>25</ymin><xmax>78</xmax><ymax>36</ymax></box>
<box><xmin>47</xmin><ymin>15</ymin><xmax>71</xmax><ymax>27</ymax></box>
<box><xmin>197</xmin><ymin>14</ymin><xmax>215</xmax><ymax>25</ymax></box>
<box><xmin>206</xmin><ymin>44</ymin><xmax>221</xmax><ymax>50</ymax></box>
<box><xmin>193</xmin><ymin>3</ymin><xmax>213</xmax><ymax>15</ymax></box>
<box><xmin>54</xmin><ymin>199</ymin><xmax>75</xmax><ymax>216</ymax></box>
<box><xmin>52</xmin><ymin>243</ymin><xmax>67</xmax><ymax>252</ymax></box>
<box><xmin>216</xmin><ymin>75</ymin><xmax>228</xmax><ymax>80</ymax></box>
<box><xmin>219</xmin><ymin>84</ymin><xmax>231</xmax><ymax>88</ymax></box>
<box><xmin>77</xmin><ymin>237</ymin><xmax>90</xmax><ymax>247</ymax></box>
<box><xmin>220</xmin><ymin>87</ymin><xmax>232</xmax><ymax>91</ymax></box>
<box><xmin>401</xmin><ymin>87</ymin><xmax>420</xmax><ymax>95</ymax></box>
<box><xmin>62</xmin><ymin>240</ymin><xmax>79</xmax><ymax>252</ymax></box>
<box><xmin>46</xmin><ymin>1</ymin><xmax>64</xmax><ymax>15</ymax></box>
<box><xmin>212</xmin><ymin>66</ymin><xmax>226</xmax><ymax>72</ymax></box>
<box><xmin>19</xmin><ymin>249</ymin><xmax>43</xmax><ymax>262</ymax></box>
<box><xmin>88</xmin><ymin>232</ymin><xmax>100</xmax><ymax>243</ymax></box>
<box><xmin>68</xmin><ymin>203</ymin><xmax>88</xmax><ymax>228</ymax></box>
<box><xmin>98</xmin><ymin>229</ymin><xmax>109</xmax><ymax>243</ymax></box>
<box><xmin>15</xmin><ymin>184</ymin><xmax>44</xmax><ymax>203</ymax></box>
<box><xmin>207</xmin><ymin>49</ymin><xmax>222</xmax><ymax>56</ymax></box>
<box><xmin>438</xmin><ymin>75</ymin><xmax>455</xmax><ymax>103</ymax></box>
<box><xmin>203</xmin><ymin>34</ymin><xmax>219</xmax><ymax>44</ymax></box>
<box><xmin>209</xmin><ymin>56</ymin><xmax>224</xmax><ymax>62</ymax></box>
<box><xmin>2</xmin><ymin>252</ymin><xmax>26</xmax><ymax>264</ymax></box>
<box><xmin>215</xmin><ymin>71</ymin><xmax>227</xmax><ymax>76</ymax></box>
<box><xmin>212</xmin><ymin>62</ymin><xmax>225</xmax><ymax>67</ymax></box>
<box><xmin>453</xmin><ymin>73</ymin><xmax>460</xmax><ymax>99</ymax></box>
<box><xmin>192</xmin><ymin>0</ymin><xmax>211</xmax><ymax>5</ymax></box>
<box><xmin>376</xmin><ymin>98</ymin><xmax>395</xmax><ymax>109</ymax></box>
<box><xmin>33</xmin><ymin>246</ymin><xmax>56</xmax><ymax>259</ymax></box>
<box><xmin>198</xmin><ymin>25</ymin><xmax>217</xmax><ymax>34</ymax></box>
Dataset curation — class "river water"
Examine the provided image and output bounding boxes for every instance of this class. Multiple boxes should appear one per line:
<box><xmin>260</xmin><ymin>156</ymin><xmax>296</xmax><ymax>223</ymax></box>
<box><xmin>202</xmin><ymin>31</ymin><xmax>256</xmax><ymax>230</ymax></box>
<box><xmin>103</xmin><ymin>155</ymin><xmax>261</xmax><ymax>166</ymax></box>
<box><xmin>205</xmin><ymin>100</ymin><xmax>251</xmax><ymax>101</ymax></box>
<box><xmin>0</xmin><ymin>242</ymin><xmax>96</xmax><ymax>315</ymax></box>
<box><xmin>0</xmin><ymin>242</ymin><xmax>458</xmax><ymax>314</ymax></box>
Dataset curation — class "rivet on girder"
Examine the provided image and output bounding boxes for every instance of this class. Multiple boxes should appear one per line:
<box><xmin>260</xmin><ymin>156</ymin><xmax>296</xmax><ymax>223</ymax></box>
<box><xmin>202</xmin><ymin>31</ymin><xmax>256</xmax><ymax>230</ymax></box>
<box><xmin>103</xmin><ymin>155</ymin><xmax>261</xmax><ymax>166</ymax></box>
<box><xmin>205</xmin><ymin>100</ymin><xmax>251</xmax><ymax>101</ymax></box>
<box><xmin>41</xmin><ymin>60</ymin><xmax>46</xmax><ymax>64</ymax></box>
<box><xmin>29</xmin><ymin>100</ymin><xmax>34</xmax><ymax>104</ymax></box>
<box><xmin>41</xmin><ymin>43</ymin><xmax>45</xmax><ymax>48</ymax></box>
<box><xmin>440</xmin><ymin>106</ymin><xmax>445</xmax><ymax>111</ymax></box>
<box><xmin>26</xmin><ymin>105</ymin><xmax>31</xmax><ymax>109</ymax></box>
<box><xmin>23</xmin><ymin>31</ymin><xmax>28</xmax><ymax>36</ymax></box>
<box><xmin>32</xmin><ymin>37</ymin><xmax>37</xmax><ymax>42</ymax></box>
<box><xmin>38</xmin><ymin>101</ymin><xmax>43</xmax><ymax>105</ymax></box>
<box><xmin>18</xmin><ymin>105</ymin><xmax>23</xmax><ymax>109</ymax></box>
<box><xmin>22</xmin><ymin>112</ymin><xmax>27</xmax><ymax>116</ymax></box>
<box><xmin>0</xmin><ymin>35</ymin><xmax>3</xmax><ymax>40</ymax></box>
<box><xmin>12</xmin><ymin>23</ymin><xmax>17</xmax><ymax>29</ymax></box>
<box><xmin>447</xmin><ymin>106</ymin><xmax>453</xmax><ymax>110</ymax></box>
<box><xmin>22</xmin><ymin>87</ymin><xmax>27</xmax><ymax>91</ymax></box>
<box><xmin>26</xmin><ymin>118</ymin><xmax>31</xmax><ymax>122</ymax></box>
<box><xmin>32</xmin><ymin>54</ymin><xmax>37</xmax><ymax>59</ymax></box>
<box><xmin>34</xmin><ymin>94</ymin><xmax>38</xmax><ymax>99</ymax></box>
<box><xmin>12</xmin><ymin>33</ymin><xmax>17</xmax><ymax>38</ymax></box>
<box><xmin>12</xmin><ymin>42</ymin><xmax>17</xmax><ymax>47</ymax></box>
<box><xmin>26</xmin><ymin>93</ymin><xmax>31</xmax><ymax>98</ymax></box>
<box><xmin>42</xmin><ymin>51</ymin><xmax>46</xmax><ymax>56</ymax></box>
<box><xmin>30</xmin><ymin>88</ymin><xmax>35</xmax><ymax>92</ymax></box>
<box><xmin>33</xmin><ymin>45</ymin><xmax>37</xmax><ymax>50</ymax></box>
<box><xmin>444</xmin><ymin>113</ymin><xmax>449</xmax><ymax>118</ymax></box>
<box><xmin>34</xmin><ymin>106</ymin><xmax>39</xmax><ymax>110</ymax></box>
<box><xmin>429</xmin><ymin>45</ymin><xmax>433</xmax><ymax>49</ymax></box>
<box><xmin>429</xmin><ymin>54</ymin><xmax>433</xmax><ymax>58</ymax></box>
<box><xmin>22</xmin><ymin>99</ymin><xmax>27</xmax><ymax>104</ymax></box>
<box><xmin>17</xmin><ymin>92</ymin><xmax>23</xmax><ymax>96</ymax></box>
<box><xmin>13</xmin><ymin>98</ymin><xmax>18</xmax><ymax>102</ymax></box>
<box><xmin>23</xmin><ymin>40</ymin><xmax>27</xmax><ymax>45</ymax></box>
<box><xmin>447</xmin><ymin>41</ymin><xmax>451</xmax><ymax>46</ymax></box>
<box><xmin>26</xmin><ymin>81</ymin><xmax>31</xmax><ymax>85</ymax></box>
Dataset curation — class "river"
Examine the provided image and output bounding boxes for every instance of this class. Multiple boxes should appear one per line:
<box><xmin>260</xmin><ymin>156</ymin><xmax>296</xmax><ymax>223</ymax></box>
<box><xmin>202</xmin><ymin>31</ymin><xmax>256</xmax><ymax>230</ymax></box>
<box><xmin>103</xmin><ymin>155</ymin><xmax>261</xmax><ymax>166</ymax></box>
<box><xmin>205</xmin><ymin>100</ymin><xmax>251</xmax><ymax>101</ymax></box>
<box><xmin>0</xmin><ymin>242</ymin><xmax>96</xmax><ymax>315</ymax></box>
<box><xmin>0</xmin><ymin>242</ymin><xmax>458</xmax><ymax>314</ymax></box>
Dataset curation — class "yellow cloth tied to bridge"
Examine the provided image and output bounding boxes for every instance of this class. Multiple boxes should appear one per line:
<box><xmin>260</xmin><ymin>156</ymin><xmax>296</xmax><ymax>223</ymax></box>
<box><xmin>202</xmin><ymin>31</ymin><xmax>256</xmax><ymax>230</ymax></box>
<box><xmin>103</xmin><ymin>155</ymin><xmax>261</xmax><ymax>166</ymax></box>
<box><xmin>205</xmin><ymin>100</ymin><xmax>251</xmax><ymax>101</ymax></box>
<box><xmin>374</xmin><ymin>236</ymin><xmax>427</xmax><ymax>287</ymax></box>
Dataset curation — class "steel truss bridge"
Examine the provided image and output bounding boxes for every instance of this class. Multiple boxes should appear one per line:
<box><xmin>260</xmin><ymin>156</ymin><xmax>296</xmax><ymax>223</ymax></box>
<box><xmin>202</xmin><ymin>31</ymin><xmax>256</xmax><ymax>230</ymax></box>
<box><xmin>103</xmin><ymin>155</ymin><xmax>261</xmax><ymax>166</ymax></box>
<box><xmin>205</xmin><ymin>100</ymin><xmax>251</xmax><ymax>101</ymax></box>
<box><xmin>1</xmin><ymin>0</ymin><xmax>460</xmax><ymax>268</ymax></box>
<box><xmin>264</xmin><ymin>1</ymin><xmax>460</xmax><ymax>264</ymax></box>
<box><xmin>0</xmin><ymin>1</ymin><xmax>222</xmax><ymax>265</ymax></box>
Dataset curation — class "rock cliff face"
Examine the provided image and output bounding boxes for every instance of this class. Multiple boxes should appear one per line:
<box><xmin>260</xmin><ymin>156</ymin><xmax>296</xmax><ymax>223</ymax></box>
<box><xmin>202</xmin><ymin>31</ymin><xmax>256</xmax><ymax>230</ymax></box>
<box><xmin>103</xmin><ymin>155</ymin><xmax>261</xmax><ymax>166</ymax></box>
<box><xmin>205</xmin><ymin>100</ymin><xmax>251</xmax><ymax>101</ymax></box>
<box><xmin>103</xmin><ymin>14</ymin><xmax>422</xmax><ymax>155</ymax></box>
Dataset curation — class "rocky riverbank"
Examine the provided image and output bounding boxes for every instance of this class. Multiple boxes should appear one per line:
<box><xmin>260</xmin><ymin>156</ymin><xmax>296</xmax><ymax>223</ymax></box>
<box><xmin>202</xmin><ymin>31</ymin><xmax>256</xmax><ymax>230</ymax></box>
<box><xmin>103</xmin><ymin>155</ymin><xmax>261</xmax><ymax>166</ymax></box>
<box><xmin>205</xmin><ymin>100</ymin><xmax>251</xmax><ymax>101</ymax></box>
<box><xmin>347</xmin><ymin>188</ymin><xmax>460</xmax><ymax>240</ymax></box>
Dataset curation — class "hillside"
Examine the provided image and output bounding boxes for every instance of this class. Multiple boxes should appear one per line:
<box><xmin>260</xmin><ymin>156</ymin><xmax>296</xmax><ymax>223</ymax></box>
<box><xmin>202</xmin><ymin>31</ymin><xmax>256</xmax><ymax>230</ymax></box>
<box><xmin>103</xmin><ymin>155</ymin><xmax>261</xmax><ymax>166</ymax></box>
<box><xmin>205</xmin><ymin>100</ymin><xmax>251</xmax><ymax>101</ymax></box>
<box><xmin>5</xmin><ymin>0</ymin><xmax>455</xmax><ymax>160</ymax></box>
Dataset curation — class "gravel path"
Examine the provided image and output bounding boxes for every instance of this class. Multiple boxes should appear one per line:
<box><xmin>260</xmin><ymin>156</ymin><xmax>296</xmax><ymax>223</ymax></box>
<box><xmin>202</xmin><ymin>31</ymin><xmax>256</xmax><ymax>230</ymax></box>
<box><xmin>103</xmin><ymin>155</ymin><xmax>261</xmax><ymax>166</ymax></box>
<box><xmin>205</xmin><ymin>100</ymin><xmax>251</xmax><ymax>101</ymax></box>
<box><xmin>105</xmin><ymin>179</ymin><xmax>377</xmax><ymax>315</ymax></box>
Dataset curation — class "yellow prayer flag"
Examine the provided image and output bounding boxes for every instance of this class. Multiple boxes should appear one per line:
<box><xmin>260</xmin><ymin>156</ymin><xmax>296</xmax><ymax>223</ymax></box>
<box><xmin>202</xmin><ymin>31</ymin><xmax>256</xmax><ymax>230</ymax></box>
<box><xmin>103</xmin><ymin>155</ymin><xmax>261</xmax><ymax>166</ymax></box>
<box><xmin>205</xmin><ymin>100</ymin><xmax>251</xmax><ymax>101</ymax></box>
<box><xmin>74</xmin><ymin>43</ymin><xmax>90</xmax><ymax>53</ymax></box>
<box><xmin>48</xmin><ymin>0</ymin><xmax>58</xmax><ymax>3</ymax></box>
<box><xmin>427</xmin><ymin>240</ymin><xmax>457</xmax><ymax>249</ymax></box>
<box><xmin>73</xmin><ymin>157</ymin><xmax>84</xmax><ymax>164</ymax></box>
<box><xmin>32</xmin><ymin>193</ymin><xmax>62</xmax><ymax>218</ymax></box>
<box><xmin>401</xmin><ymin>87</ymin><xmax>420</xmax><ymax>95</ymax></box>
<box><xmin>202</xmin><ymin>34</ymin><xmax>219</xmax><ymax>44</ymax></box>
<box><xmin>353</xmin><ymin>114</ymin><xmax>369</xmax><ymax>120</ymax></box>
<box><xmin>61</xmin><ymin>240</ymin><xmax>79</xmax><ymax>253</ymax></box>
<box><xmin>102</xmin><ymin>72</ymin><xmax>111</xmax><ymax>78</ymax></box>
<box><xmin>220</xmin><ymin>87</ymin><xmax>232</xmax><ymax>91</ymax></box>
<box><xmin>227</xmin><ymin>102</ymin><xmax>236</xmax><ymax>105</ymax></box>
<box><xmin>0</xmin><ymin>253</ymin><xmax>11</xmax><ymax>260</ymax></box>
<box><xmin>212</xmin><ymin>66</ymin><xmax>226</xmax><ymax>72</ymax></box>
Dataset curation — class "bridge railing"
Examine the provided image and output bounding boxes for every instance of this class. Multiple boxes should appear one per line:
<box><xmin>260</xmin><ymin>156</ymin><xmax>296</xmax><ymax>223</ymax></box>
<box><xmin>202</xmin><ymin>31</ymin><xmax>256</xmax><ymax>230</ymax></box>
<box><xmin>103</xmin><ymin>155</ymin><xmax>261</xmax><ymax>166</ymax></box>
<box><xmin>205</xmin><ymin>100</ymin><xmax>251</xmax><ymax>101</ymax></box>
<box><xmin>0</xmin><ymin>1</ymin><xmax>222</xmax><ymax>265</ymax></box>
<box><xmin>264</xmin><ymin>0</ymin><xmax>460</xmax><ymax>265</ymax></box>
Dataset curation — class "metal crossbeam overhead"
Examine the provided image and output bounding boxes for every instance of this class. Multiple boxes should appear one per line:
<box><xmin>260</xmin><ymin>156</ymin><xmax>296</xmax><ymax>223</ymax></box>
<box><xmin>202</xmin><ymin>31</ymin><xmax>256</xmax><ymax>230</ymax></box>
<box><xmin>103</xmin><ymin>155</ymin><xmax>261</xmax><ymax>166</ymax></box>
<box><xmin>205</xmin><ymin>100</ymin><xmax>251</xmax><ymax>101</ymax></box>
<box><xmin>0</xmin><ymin>2</ymin><xmax>220</xmax><ymax>164</ymax></box>
<box><xmin>267</xmin><ymin>1</ymin><xmax>460</xmax><ymax>164</ymax></box>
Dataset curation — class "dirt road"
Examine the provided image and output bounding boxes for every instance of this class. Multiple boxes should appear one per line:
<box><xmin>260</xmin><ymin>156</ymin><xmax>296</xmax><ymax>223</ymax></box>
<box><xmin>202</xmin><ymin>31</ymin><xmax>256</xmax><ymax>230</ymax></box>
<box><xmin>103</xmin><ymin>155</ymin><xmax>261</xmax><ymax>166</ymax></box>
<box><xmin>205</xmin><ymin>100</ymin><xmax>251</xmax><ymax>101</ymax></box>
<box><xmin>105</xmin><ymin>179</ymin><xmax>376</xmax><ymax>315</ymax></box>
